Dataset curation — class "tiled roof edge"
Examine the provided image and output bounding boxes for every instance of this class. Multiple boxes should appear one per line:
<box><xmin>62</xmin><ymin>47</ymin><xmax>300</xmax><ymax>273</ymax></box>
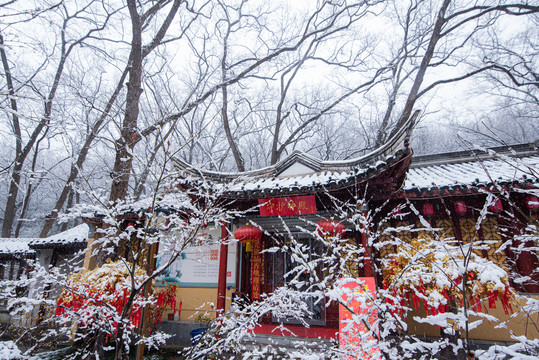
<box><xmin>220</xmin><ymin>147</ymin><xmax>413</xmax><ymax>199</ymax></box>
<box><xmin>402</xmin><ymin>180</ymin><xmax>537</xmax><ymax>198</ymax></box>
<box><xmin>410</xmin><ymin>141</ymin><xmax>539</xmax><ymax>168</ymax></box>
<box><xmin>172</xmin><ymin>111</ymin><xmax>419</xmax><ymax>180</ymax></box>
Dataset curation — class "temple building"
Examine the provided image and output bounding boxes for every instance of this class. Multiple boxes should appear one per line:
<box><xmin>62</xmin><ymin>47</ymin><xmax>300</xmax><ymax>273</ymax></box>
<box><xmin>0</xmin><ymin>224</ymin><xmax>88</xmax><ymax>327</ymax></box>
<box><xmin>157</xmin><ymin>115</ymin><xmax>538</xmax><ymax>346</ymax></box>
<box><xmin>2</xmin><ymin>113</ymin><xmax>537</xmax><ymax>352</ymax></box>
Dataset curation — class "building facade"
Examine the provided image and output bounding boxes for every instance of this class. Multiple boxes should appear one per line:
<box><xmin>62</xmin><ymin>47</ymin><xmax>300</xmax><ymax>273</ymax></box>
<box><xmin>162</xmin><ymin>116</ymin><xmax>538</xmax><ymax>344</ymax></box>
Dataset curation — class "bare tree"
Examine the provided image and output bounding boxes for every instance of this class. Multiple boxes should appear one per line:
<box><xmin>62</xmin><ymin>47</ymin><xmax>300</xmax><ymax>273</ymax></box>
<box><xmin>199</xmin><ymin>0</ymin><xmax>539</xmax><ymax>168</ymax></box>
<box><xmin>391</xmin><ymin>0</ymin><xmax>538</xmax><ymax>138</ymax></box>
<box><xmin>108</xmin><ymin>0</ymin><xmax>184</xmax><ymax>203</ymax></box>
<box><xmin>108</xmin><ymin>0</ymin><xmax>388</xmax><ymax>190</ymax></box>
<box><xmin>0</xmin><ymin>1</ymin><xmax>116</xmax><ymax>237</ymax></box>
<box><xmin>39</xmin><ymin>66</ymin><xmax>130</xmax><ymax>237</ymax></box>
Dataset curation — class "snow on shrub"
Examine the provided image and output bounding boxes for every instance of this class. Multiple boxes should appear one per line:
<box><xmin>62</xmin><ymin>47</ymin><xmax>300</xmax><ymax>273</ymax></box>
<box><xmin>0</xmin><ymin>341</ymin><xmax>23</xmax><ymax>360</ymax></box>
<box><xmin>383</xmin><ymin>234</ymin><xmax>515</xmax><ymax>321</ymax></box>
<box><xmin>55</xmin><ymin>260</ymin><xmax>178</xmax><ymax>335</ymax></box>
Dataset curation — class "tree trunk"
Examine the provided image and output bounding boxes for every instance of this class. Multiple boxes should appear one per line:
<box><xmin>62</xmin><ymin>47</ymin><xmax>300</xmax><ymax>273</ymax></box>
<box><xmin>15</xmin><ymin>130</ymin><xmax>48</xmax><ymax>237</ymax></box>
<box><xmin>61</xmin><ymin>189</ymin><xmax>74</xmax><ymax>232</ymax></box>
<box><xmin>109</xmin><ymin>0</ymin><xmax>143</xmax><ymax>204</ymax></box>
<box><xmin>1</xmin><ymin>31</ymin><xmax>22</xmax><ymax>238</ymax></box>
<box><xmin>391</xmin><ymin>0</ymin><xmax>451</xmax><ymax>135</ymax></box>
<box><xmin>1</xmin><ymin>19</ymin><xmax>71</xmax><ymax>236</ymax></box>
<box><xmin>40</xmin><ymin>66</ymin><xmax>129</xmax><ymax>237</ymax></box>
<box><xmin>221</xmin><ymin>22</ymin><xmax>245</xmax><ymax>172</ymax></box>
<box><xmin>3</xmin><ymin>165</ymin><xmax>22</xmax><ymax>238</ymax></box>
<box><xmin>108</xmin><ymin>0</ymin><xmax>181</xmax><ymax>204</ymax></box>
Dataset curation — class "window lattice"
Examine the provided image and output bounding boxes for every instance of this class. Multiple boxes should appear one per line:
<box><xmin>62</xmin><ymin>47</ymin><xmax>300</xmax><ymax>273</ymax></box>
<box><xmin>459</xmin><ymin>218</ymin><xmax>487</xmax><ymax>257</ymax></box>
<box><xmin>481</xmin><ymin>216</ymin><xmax>506</xmax><ymax>265</ymax></box>
<box><xmin>377</xmin><ymin>223</ymin><xmax>395</xmax><ymax>259</ymax></box>
<box><xmin>459</xmin><ymin>218</ymin><xmax>477</xmax><ymax>242</ymax></box>
<box><xmin>396</xmin><ymin>220</ymin><xmax>413</xmax><ymax>243</ymax></box>
<box><xmin>436</xmin><ymin>219</ymin><xmax>455</xmax><ymax>239</ymax></box>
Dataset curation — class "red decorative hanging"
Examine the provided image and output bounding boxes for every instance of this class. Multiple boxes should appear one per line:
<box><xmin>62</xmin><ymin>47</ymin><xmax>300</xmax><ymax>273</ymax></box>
<box><xmin>422</xmin><ymin>203</ymin><xmax>434</xmax><ymax>216</ymax></box>
<box><xmin>490</xmin><ymin>199</ymin><xmax>503</xmax><ymax>212</ymax></box>
<box><xmin>316</xmin><ymin>219</ymin><xmax>346</xmax><ymax>237</ymax></box>
<box><xmin>251</xmin><ymin>240</ymin><xmax>262</xmax><ymax>300</ymax></box>
<box><xmin>383</xmin><ymin>237</ymin><xmax>516</xmax><ymax>321</ymax></box>
<box><xmin>55</xmin><ymin>283</ymin><xmax>177</xmax><ymax>331</ymax></box>
<box><xmin>454</xmin><ymin>201</ymin><xmax>467</xmax><ymax>214</ymax></box>
<box><xmin>526</xmin><ymin>196</ymin><xmax>539</xmax><ymax>210</ymax></box>
<box><xmin>234</xmin><ymin>224</ymin><xmax>263</xmax><ymax>243</ymax></box>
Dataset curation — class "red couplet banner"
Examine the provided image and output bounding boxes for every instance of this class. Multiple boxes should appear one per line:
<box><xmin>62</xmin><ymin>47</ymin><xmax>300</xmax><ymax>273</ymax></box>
<box><xmin>251</xmin><ymin>240</ymin><xmax>262</xmax><ymax>300</ymax></box>
<box><xmin>339</xmin><ymin>277</ymin><xmax>379</xmax><ymax>359</ymax></box>
<box><xmin>258</xmin><ymin>195</ymin><xmax>317</xmax><ymax>216</ymax></box>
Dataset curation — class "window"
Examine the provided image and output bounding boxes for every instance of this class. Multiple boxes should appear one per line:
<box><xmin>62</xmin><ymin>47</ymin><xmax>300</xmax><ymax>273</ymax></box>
<box><xmin>269</xmin><ymin>232</ymin><xmax>326</xmax><ymax>326</ymax></box>
<box><xmin>1</xmin><ymin>259</ymin><xmax>24</xmax><ymax>311</ymax></box>
<box><xmin>2</xmin><ymin>260</ymin><xmax>21</xmax><ymax>281</ymax></box>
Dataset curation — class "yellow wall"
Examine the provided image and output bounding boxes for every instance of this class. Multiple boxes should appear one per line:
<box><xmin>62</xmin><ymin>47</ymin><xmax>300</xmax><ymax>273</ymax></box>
<box><xmin>82</xmin><ymin>237</ymin><xmax>95</xmax><ymax>270</ymax></box>
<box><xmin>407</xmin><ymin>294</ymin><xmax>539</xmax><ymax>342</ymax></box>
<box><xmin>162</xmin><ymin>287</ymin><xmax>236</xmax><ymax>322</ymax></box>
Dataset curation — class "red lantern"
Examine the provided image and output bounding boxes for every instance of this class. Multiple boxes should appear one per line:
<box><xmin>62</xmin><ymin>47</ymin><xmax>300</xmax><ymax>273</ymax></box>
<box><xmin>234</xmin><ymin>224</ymin><xmax>263</xmax><ymax>243</ymax></box>
<box><xmin>454</xmin><ymin>201</ymin><xmax>466</xmax><ymax>214</ymax></box>
<box><xmin>526</xmin><ymin>196</ymin><xmax>539</xmax><ymax>210</ymax></box>
<box><xmin>422</xmin><ymin>203</ymin><xmax>434</xmax><ymax>216</ymax></box>
<box><xmin>316</xmin><ymin>219</ymin><xmax>345</xmax><ymax>237</ymax></box>
<box><xmin>490</xmin><ymin>199</ymin><xmax>503</xmax><ymax>212</ymax></box>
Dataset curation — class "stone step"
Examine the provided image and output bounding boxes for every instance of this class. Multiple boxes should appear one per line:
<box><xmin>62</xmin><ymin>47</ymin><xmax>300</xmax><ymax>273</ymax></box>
<box><xmin>240</xmin><ymin>334</ymin><xmax>336</xmax><ymax>359</ymax></box>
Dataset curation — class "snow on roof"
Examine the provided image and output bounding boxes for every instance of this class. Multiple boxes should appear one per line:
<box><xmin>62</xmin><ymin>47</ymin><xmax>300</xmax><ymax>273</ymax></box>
<box><xmin>172</xmin><ymin>111</ymin><xmax>419</xmax><ymax>186</ymax></box>
<box><xmin>405</xmin><ymin>147</ymin><xmax>539</xmax><ymax>191</ymax></box>
<box><xmin>176</xmin><ymin>147</ymin><xmax>412</xmax><ymax>199</ymax></box>
<box><xmin>29</xmin><ymin>224</ymin><xmax>89</xmax><ymax>249</ymax></box>
<box><xmin>174</xmin><ymin>148</ymin><xmax>398</xmax><ymax>182</ymax></box>
<box><xmin>0</xmin><ymin>238</ymin><xmax>35</xmax><ymax>256</ymax></box>
<box><xmin>0</xmin><ymin>224</ymin><xmax>89</xmax><ymax>256</ymax></box>
<box><xmin>227</xmin><ymin>168</ymin><xmax>368</xmax><ymax>193</ymax></box>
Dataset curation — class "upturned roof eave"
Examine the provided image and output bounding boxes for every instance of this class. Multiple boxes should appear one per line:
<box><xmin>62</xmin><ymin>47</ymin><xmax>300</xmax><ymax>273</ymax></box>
<box><xmin>217</xmin><ymin>147</ymin><xmax>414</xmax><ymax>200</ymax></box>
<box><xmin>172</xmin><ymin>110</ymin><xmax>419</xmax><ymax>183</ymax></box>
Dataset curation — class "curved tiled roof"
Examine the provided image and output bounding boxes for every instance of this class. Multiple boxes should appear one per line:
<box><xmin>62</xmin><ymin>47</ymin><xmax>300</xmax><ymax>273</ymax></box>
<box><xmin>220</xmin><ymin>148</ymin><xmax>413</xmax><ymax>199</ymax></box>
<box><xmin>28</xmin><ymin>224</ymin><xmax>89</xmax><ymax>249</ymax></box>
<box><xmin>0</xmin><ymin>224</ymin><xmax>89</xmax><ymax>257</ymax></box>
<box><xmin>175</xmin><ymin>147</ymin><xmax>413</xmax><ymax>199</ymax></box>
<box><xmin>172</xmin><ymin>111</ymin><xmax>419</xmax><ymax>198</ymax></box>
<box><xmin>0</xmin><ymin>238</ymin><xmax>35</xmax><ymax>257</ymax></box>
<box><xmin>404</xmin><ymin>142</ymin><xmax>539</xmax><ymax>196</ymax></box>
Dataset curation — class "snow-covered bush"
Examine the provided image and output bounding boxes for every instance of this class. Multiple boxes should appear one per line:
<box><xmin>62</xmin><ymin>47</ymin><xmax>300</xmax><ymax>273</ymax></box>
<box><xmin>55</xmin><ymin>176</ymin><xmax>237</xmax><ymax>359</ymax></box>
<box><xmin>383</xmin><ymin>233</ymin><xmax>515</xmax><ymax>326</ymax></box>
<box><xmin>0</xmin><ymin>341</ymin><xmax>23</xmax><ymax>360</ymax></box>
<box><xmin>2</xmin><ymin>147</ymin><xmax>241</xmax><ymax>359</ymax></box>
<box><xmin>54</xmin><ymin>260</ymin><xmax>178</xmax><ymax>352</ymax></box>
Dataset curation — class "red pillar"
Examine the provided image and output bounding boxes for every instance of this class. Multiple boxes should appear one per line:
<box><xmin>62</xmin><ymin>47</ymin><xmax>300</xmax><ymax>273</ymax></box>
<box><xmin>362</xmin><ymin>232</ymin><xmax>374</xmax><ymax>278</ymax></box>
<box><xmin>512</xmin><ymin>212</ymin><xmax>539</xmax><ymax>293</ymax></box>
<box><xmin>361</xmin><ymin>213</ymin><xmax>374</xmax><ymax>278</ymax></box>
<box><xmin>216</xmin><ymin>222</ymin><xmax>229</xmax><ymax>316</ymax></box>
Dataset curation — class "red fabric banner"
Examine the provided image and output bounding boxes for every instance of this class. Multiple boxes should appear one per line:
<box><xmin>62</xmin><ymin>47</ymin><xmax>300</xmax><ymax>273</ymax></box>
<box><xmin>251</xmin><ymin>240</ymin><xmax>262</xmax><ymax>300</ymax></box>
<box><xmin>258</xmin><ymin>195</ymin><xmax>317</xmax><ymax>216</ymax></box>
